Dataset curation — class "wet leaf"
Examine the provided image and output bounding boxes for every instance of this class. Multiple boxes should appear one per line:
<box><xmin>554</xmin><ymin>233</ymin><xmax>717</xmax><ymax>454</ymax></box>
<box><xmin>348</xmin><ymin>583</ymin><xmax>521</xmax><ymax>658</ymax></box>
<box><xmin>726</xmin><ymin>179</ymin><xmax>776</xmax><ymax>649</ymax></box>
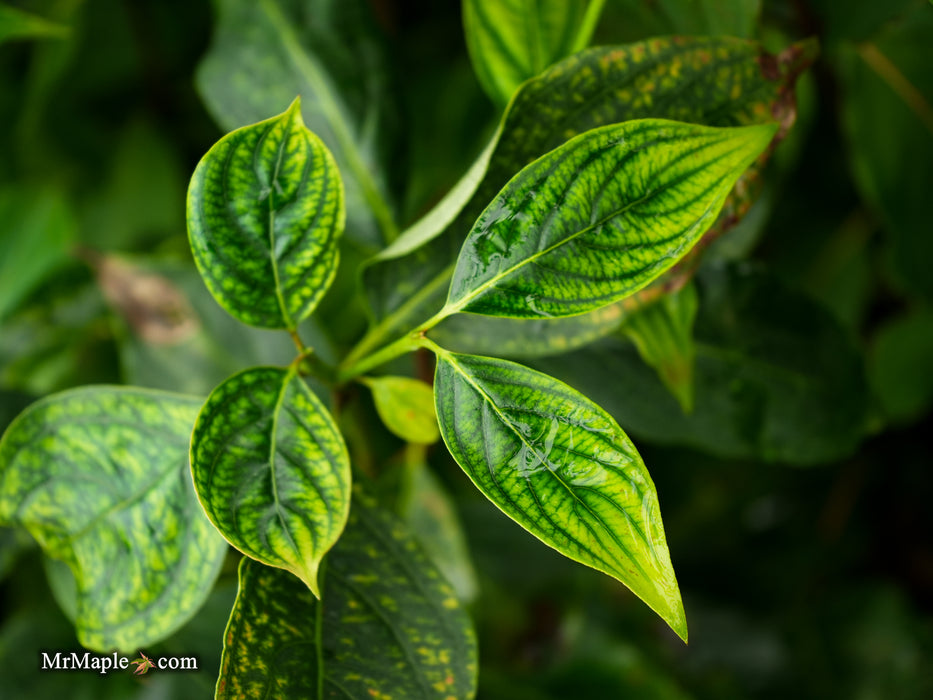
<box><xmin>216</xmin><ymin>495</ymin><xmax>478</xmax><ymax>699</ymax></box>
<box><xmin>0</xmin><ymin>387</ymin><xmax>226</xmax><ymax>651</ymax></box>
<box><xmin>535</xmin><ymin>263</ymin><xmax>870</xmax><ymax>464</ymax></box>
<box><xmin>363</xmin><ymin>37</ymin><xmax>812</xmax><ymax>344</ymax></box>
<box><xmin>363</xmin><ymin>376</ymin><xmax>439</xmax><ymax>445</ymax></box>
<box><xmin>620</xmin><ymin>283</ymin><xmax>699</xmax><ymax>413</ymax></box>
<box><xmin>433</xmin><ymin>350</ymin><xmax>686</xmax><ymax>640</ymax></box>
<box><xmin>187</xmin><ymin>98</ymin><xmax>344</xmax><ymax>330</ymax></box>
<box><xmin>439</xmin><ymin>120</ymin><xmax>776</xmax><ymax>320</ymax></box>
<box><xmin>196</xmin><ymin>0</ymin><xmax>399</xmax><ymax>249</ymax></box>
<box><xmin>190</xmin><ymin>366</ymin><xmax>350</xmax><ymax>596</ymax></box>
<box><xmin>463</xmin><ymin>0</ymin><xmax>600</xmax><ymax>106</ymax></box>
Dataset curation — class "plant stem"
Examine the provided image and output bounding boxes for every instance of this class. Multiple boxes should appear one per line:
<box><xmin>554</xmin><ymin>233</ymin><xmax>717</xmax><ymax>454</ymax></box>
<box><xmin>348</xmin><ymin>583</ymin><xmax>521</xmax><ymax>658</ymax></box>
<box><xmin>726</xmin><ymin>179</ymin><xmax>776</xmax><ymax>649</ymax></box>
<box><xmin>572</xmin><ymin>0</ymin><xmax>607</xmax><ymax>53</ymax></box>
<box><xmin>288</xmin><ymin>328</ymin><xmax>306</xmax><ymax>354</ymax></box>
<box><xmin>336</xmin><ymin>331</ymin><xmax>428</xmax><ymax>383</ymax></box>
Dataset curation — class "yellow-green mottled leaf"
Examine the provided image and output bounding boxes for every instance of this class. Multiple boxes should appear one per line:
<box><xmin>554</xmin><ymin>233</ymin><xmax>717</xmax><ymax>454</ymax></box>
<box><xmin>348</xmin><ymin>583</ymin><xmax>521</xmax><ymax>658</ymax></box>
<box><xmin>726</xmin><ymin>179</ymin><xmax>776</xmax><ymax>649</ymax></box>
<box><xmin>463</xmin><ymin>0</ymin><xmax>603</xmax><ymax>106</ymax></box>
<box><xmin>438</xmin><ymin>120</ymin><xmax>776</xmax><ymax>321</ymax></box>
<box><xmin>0</xmin><ymin>3</ymin><xmax>68</xmax><ymax>45</ymax></box>
<box><xmin>363</xmin><ymin>376</ymin><xmax>439</xmax><ymax>445</ymax></box>
<box><xmin>217</xmin><ymin>495</ymin><xmax>478</xmax><ymax>699</ymax></box>
<box><xmin>363</xmin><ymin>37</ymin><xmax>813</xmax><ymax>343</ymax></box>
<box><xmin>190</xmin><ymin>366</ymin><xmax>350</xmax><ymax>596</ymax></box>
<box><xmin>433</xmin><ymin>350</ymin><xmax>686</xmax><ymax>641</ymax></box>
<box><xmin>0</xmin><ymin>387</ymin><xmax>227</xmax><ymax>651</ymax></box>
<box><xmin>187</xmin><ymin>98</ymin><xmax>345</xmax><ymax>330</ymax></box>
<box><xmin>620</xmin><ymin>283</ymin><xmax>698</xmax><ymax>413</ymax></box>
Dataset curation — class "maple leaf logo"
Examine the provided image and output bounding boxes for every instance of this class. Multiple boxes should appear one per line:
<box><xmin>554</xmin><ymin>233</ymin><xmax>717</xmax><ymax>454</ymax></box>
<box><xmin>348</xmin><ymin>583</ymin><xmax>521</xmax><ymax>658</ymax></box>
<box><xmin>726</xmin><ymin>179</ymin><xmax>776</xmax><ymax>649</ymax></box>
<box><xmin>130</xmin><ymin>652</ymin><xmax>155</xmax><ymax>675</ymax></box>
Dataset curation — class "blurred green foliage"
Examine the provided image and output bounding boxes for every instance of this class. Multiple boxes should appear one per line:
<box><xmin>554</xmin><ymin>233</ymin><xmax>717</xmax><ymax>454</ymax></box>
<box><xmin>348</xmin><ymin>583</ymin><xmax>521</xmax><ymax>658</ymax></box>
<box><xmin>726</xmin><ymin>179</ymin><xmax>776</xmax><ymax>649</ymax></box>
<box><xmin>0</xmin><ymin>0</ymin><xmax>931</xmax><ymax>697</ymax></box>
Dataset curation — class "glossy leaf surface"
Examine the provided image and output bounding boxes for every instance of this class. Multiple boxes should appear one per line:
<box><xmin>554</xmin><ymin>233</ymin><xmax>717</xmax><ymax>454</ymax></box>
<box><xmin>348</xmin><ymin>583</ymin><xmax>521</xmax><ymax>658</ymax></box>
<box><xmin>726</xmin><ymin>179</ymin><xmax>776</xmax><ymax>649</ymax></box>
<box><xmin>535</xmin><ymin>263</ymin><xmax>870</xmax><ymax>464</ymax></box>
<box><xmin>364</xmin><ymin>376</ymin><xmax>439</xmax><ymax>445</ymax></box>
<box><xmin>196</xmin><ymin>0</ymin><xmax>399</xmax><ymax>249</ymax></box>
<box><xmin>463</xmin><ymin>0</ymin><xmax>596</xmax><ymax>106</ymax></box>
<box><xmin>433</xmin><ymin>350</ymin><xmax>686</xmax><ymax>640</ymax></box>
<box><xmin>620</xmin><ymin>283</ymin><xmax>699</xmax><ymax>413</ymax></box>
<box><xmin>217</xmin><ymin>495</ymin><xmax>478</xmax><ymax>699</ymax></box>
<box><xmin>442</xmin><ymin>119</ymin><xmax>776</xmax><ymax>320</ymax></box>
<box><xmin>0</xmin><ymin>388</ymin><xmax>226</xmax><ymax>651</ymax></box>
<box><xmin>187</xmin><ymin>98</ymin><xmax>344</xmax><ymax>330</ymax></box>
<box><xmin>363</xmin><ymin>37</ymin><xmax>812</xmax><ymax>342</ymax></box>
<box><xmin>191</xmin><ymin>366</ymin><xmax>350</xmax><ymax>596</ymax></box>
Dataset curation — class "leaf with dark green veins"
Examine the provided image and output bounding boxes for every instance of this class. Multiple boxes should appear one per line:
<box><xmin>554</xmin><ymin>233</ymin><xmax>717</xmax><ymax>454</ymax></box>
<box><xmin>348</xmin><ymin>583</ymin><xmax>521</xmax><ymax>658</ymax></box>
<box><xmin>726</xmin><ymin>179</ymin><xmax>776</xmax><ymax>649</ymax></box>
<box><xmin>196</xmin><ymin>0</ymin><xmax>400</xmax><ymax>249</ymax></box>
<box><xmin>535</xmin><ymin>263</ymin><xmax>870</xmax><ymax>464</ymax></box>
<box><xmin>620</xmin><ymin>283</ymin><xmax>699</xmax><ymax>413</ymax></box>
<box><xmin>187</xmin><ymin>98</ymin><xmax>344</xmax><ymax>330</ymax></box>
<box><xmin>190</xmin><ymin>366</ymin><xmax>350</xmax><ymax>596</ymax></box>
<box><xmin>432</xmin><ymin>350</ymin><xmax>686</xmax><ymax>640</ymax></box>
<box><xmin>216</xmin><ymin>495</ymin><xmax>478</xmax><ymax>699</ymax></box>
<box><xmin>0</xmin><ymin>4</ymin><xmax>68</xmax><ymax>45</ymax></box>
<box><xmin>438</xmin><ymin>119</ymin><xmax>776</xmax><ymax>321</ymax></box>
<box><xmin>0</xmin><ymin>388</ymin><xmax>226</xmax><ymax>651</ymax></box>
<box><xmin>362</xmin><ymin>37</ymin><xmax>813</xmax><ymax>345</ymax></box>
<box><xmin>363</xmin><ymin>376</ymin><xmax>440</xmax><ymax>445</ymax></box>
<box><xmin>463</xmin><ymin>0</ymin><xmax>602</xmax><ymax>106</ymax></box>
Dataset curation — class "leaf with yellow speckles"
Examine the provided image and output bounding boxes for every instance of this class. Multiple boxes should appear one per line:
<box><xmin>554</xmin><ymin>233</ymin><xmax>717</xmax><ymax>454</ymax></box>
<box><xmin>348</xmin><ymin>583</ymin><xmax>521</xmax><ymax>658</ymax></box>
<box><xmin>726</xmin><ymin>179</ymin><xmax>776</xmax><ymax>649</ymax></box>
<box><xmin>190</xmin><ymin>366</ymin><xmax>350</xmax><ymax>597</ymax></box>
<box><xmin>187</xmin><ymin>98</ymin><xmax>345</xmax><ymax>330</ymax></box>
<box><xmin>0</xmin><ymin>387</ymin><xmax>227</xmax><ymax>651</ymax></box>
<box><xmin>363</xmin><ymin>376</ymin><xmax>439</xmax><ymax>445</ymax></box>
<box><xmin>362</xmin><ymin>36</ymin><xmax>815</xmax><ymax>346</ymax></box>
<box><xmin>432</xmin><ymin>119</ymin><xmax>776</xmax><ymax>322</ymax></box>
<box><xmin>620</xmin><ymin>282</ymin><xmax>699</xmax><ymax>413</ymax></box>
<box><xmin>432</xmin><ymin>349</ymin><xmax>687</xmax><ymax>641</ymax></box>
<box><xmin>216</xmin><ymin>494</ymin><xmax>478</xmax><ymax>699</ymax></box>
<box><xmin>463</xmin><ymin>0</ymin><xmax>603</xmax><ymax>107</ymax></box>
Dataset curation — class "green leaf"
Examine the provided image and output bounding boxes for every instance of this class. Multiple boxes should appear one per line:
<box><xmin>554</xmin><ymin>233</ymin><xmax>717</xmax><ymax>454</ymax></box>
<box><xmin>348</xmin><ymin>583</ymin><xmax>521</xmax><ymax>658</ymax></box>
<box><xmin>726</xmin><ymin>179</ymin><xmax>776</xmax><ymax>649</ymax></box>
<box><xmin>190</xmin><ymin>366</ymin><xmax>350</xmax><ymax>597</ymax></box>
<box><xmin>868</xmin><ymin>307</ymin><xmax>933</xmax><ymax>424</ymax></box>
<box><xmin>216</xmin><ymin>495</ymin><xmax>478</xmax><ymax>699</ymax></box>
<box><xmin>397</xmin><ymin>445</ymin><xmax>479</xmax><ymax>603</ymax></box>
<box><xmin>836</xmin><ymin>6</ymin><xmax>933</xmax><ymax>299</ymax></box>
<box><xmin>187</xmin><ymin>98</ymin><xmax>345</xmax><ymax>330</ymax></box>
<box><xmin>363</xmin><ymin>376</ymin><xmax>440</xmax><ymax>445</ymax></box>
<box><xmin>620</xmin><ymin>283</ymin><xmax>699</xmax><ymax>413</ymax></box>
<box><xmin>0</xmin><ymin>387</ymin><xmax>226</xmax><ymax>651</ymax></box>
<box><xmin>439</xmin><ymin>119</ymin><xmax>776</xmax><ymax>321</ymax></box>
<box><xmin>0</xmin><ymin>3</ymin><xmax>68</xmax><ymax>45</ymax></box>
<box><xmin>196</xmin><ymin>0</ymin><xmax>399</xmax><ymax>249</ymax></box>
<box><xmin>432</xmin><ymin>349</ymin><xmax>686</xmax><ymax>640</ymax></box>
<box><xmin>605</xmin><ymin>0</ymin><xmax>761</xmax><ymax>40</ymax></box>
<box><xmin>430</xmin><ymin>303</ymin><xmax>626</xmax><ymax>359</ymax></box>
<box><xmin>463</xmin><ymin>0</ymin><xmax>602</xmax><ymax>106</ymax></box>
<box><xmin>535</xmin><ymin>263</ymin><xmax>870</xmax><ymax>464</ymax></box>
<box><xmin>0</xmin><ymin>186</ymin><xmax>75</xmax><ymax>321</ymax></box>
<box><xmin>361</xmin><ymin>37</ymin><xmax>813</xmax><ymax>347</ymax></box>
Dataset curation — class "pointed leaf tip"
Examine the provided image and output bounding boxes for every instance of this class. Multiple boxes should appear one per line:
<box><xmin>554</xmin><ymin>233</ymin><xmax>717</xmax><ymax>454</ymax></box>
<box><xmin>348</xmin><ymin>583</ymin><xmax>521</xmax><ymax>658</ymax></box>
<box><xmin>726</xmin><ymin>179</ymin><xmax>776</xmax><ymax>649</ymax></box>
<box><xmin>190</xmin><ymin>366</ymin><xmax>351</xmax><ymax>596</ymax></box>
